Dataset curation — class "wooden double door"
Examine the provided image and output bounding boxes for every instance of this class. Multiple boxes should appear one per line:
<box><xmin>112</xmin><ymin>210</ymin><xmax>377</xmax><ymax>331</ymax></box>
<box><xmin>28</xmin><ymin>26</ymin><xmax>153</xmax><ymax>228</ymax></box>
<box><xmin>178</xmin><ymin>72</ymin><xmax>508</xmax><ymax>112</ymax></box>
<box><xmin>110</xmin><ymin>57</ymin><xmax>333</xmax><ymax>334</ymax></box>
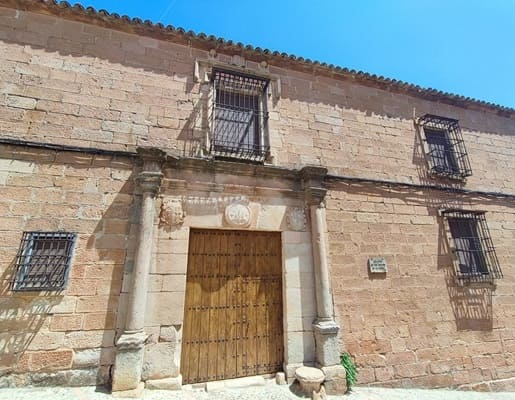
<box><xmin>181</xmin><ymin>229</ymin><xmax>284</xmax><ymax>384</ymax></box>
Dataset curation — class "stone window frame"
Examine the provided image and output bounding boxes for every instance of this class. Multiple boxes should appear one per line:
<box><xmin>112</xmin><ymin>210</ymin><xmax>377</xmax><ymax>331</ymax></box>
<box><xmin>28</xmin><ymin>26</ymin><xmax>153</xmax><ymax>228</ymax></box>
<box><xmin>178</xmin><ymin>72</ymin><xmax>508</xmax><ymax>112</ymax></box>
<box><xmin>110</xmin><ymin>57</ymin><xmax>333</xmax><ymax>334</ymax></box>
<box><xmin>12</xmin><ymin>231</ymin><xmax>77</xmax><ymax>291</ymax></box>
<box><xmin>440</xmin><ymin>209</ymin><xmax>502</xmax><ymax>283</ymax></box>
<box><xmin>195</xmin><ymin>58</ymin><xmax>280</xmax><ymax>163</ymax></box>
<box><xmin>417</xmin><ymin>114</ymin><xmax>473</xmax><ymax>180</ymax></box>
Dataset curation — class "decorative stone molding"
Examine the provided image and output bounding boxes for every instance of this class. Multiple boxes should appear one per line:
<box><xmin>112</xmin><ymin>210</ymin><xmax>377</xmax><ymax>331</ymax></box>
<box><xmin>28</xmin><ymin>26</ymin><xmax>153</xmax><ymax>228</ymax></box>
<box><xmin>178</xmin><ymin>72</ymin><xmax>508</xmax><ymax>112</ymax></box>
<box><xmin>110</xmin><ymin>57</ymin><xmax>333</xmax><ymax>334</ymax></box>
<box><xmin>194</xmin><ymin>58</ymin><xmax>281</xmax><ymax>99</ymax></box>
<box><xmin>159</xmin><ymin>199</ymin><xmax>185</xmax><ymax>227</ymax></box>
<box><xmin>224</xmin><ymin>202</ymin><xmax>252</xmax><ymax>228</ymax></box>
<box><xmin>301</xmin><ymin>166</ymin><xmax>328</xmax><ymax>205</ymax></box>
<box><xmin>137</xmin><ymin>171</ymin><xmax>163</xmax><ymax>195</ymax></box>
<box><xmin>286</xmin><ymin>207</ymin><xmax>307</xmax><ymax>231</ymax></box>
<box><xmin>116</xmin><ymin>331</ymin><xmax>148</xmax><ymax>351</ymax></box>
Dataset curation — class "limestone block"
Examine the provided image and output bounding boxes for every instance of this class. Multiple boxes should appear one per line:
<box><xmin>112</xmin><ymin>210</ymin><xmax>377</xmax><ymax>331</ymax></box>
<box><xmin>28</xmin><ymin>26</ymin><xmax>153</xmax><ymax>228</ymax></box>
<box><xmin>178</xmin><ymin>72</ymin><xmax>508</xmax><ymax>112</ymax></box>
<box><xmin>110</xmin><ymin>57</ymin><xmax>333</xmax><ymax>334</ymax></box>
<box><xmin>144</xmin><ymin>292</ymin><xmax>184</xmax><ymax>326</ymax></box>
<box><xmin>257</xmin><ymin>204</ymin><xmax>287</xmax><ymax>230</ymax></box>
<box><xmin>275</xmin><ymin>371</ymin><xmax>287</xmax><ymax>385</ymax></box>
<box><xmin>205</xmin><ymin>380</ymin><xmax>225</xmax><ymax>392</ymax></box>
<box><xmin>112</xmin><ymin>382</ymin><xmax>144</xmax><ymax>398</ymax></box>
<box><xmin>286</xmin><ymin>331</ymin><xmax>315</xmax><ymax>364</ymax></box>
<box><xmin>161</xmin><ymin>275</ymin><xmax>187</xmax><ymax>292</ymax></box>
<box><xmin>28</xmin><ymin>350</ymin><xmax>73</xmax><ymax>372</ymax></box>
<box><xmin>321</xmin><ymin>365</ymin><xmax>347</xmax><ymax>395</ymax></box>
<box><xmin>112</xmin><ymin>347</ymin><xmax>144</xmax><ymax>392</ymax></box>
<box><xmin>159</xmin><ymin>325</ymin><xmax>181</xmax><ymax>343</ymax></box>
<box><xmin>67</xmin><ymin>367</ymin><xmax>111</xmax><ymax>386</ymax></box>
<box><xmin>72</xmin><ymin>348</ymin><xmax>114</xmax><ymax>368</ymax></box>
<box><xmin>283</xmin><ymin>231</ymin><xmax>312</xmax><ymax>244</ymax></box>
<box><xmin>141</xmin><ymin>342</ymin><xmax>179</xmax><ymax>380</ymax></box>
<box><xmin>145</xmin><ymin>375</ymin><xmax>182</xmax><ymax>390</ymax></box>
<box><xmin>284</xmin><ymin>243</ymin><xmax>314</xmax><ymax>274</ymax></box>
<box><xmin>0</xmin><ymin>159</ymin><xmax>35</xmax><ymax>173</ymax></box>
<box><xmin>313</xmin><ymin>322</ymin><xmax>341</xmax><ymax>367</ymax></box>
<box><xmin>224</xmin><ymin>375</ymin><xmax>266</xmax><ymax>388</ymax></box>
<box><xmin>285</xmin><ymin>287</ymin><xmax>316</xmax><ymax>319</ymax></box>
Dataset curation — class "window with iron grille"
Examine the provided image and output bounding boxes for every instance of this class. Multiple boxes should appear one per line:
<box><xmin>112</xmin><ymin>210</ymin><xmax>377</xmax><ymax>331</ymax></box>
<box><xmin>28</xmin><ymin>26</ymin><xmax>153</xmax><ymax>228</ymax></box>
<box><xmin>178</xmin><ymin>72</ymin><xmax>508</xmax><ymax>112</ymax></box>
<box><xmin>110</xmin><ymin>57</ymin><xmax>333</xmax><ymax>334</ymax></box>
<box><xmin>442</xmin><ymin>210</ymin><xmax>502</xmax><ymax>282</ymax></box>
<box><xmin>13</xmin><ymin>232</ymin><xmax>77</xmax><ymax>291</ymax></box>
<box><xmin>418</xmin><ymin>114</ymin><xmax>472</xmax><ymax>179</ymax></box>
<box><xmin>211</xmin><ymin>68</ymin><xmax>269</xmax><ymax>162</ymax></box>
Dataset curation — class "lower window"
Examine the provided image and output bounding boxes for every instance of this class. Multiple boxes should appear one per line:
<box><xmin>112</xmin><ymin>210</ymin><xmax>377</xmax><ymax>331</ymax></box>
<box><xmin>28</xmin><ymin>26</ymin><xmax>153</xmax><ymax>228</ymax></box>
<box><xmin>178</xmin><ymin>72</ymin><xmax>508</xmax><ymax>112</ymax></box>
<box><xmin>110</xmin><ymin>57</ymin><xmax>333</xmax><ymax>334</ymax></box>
<box><xmin>13</xmin><ymin>231</ymin><xmax>77</xmax><ymax>291</ymax></box>
<box><xmin>442</xmin><ymin>210</ymin><xmax>502</xmax><ymax>282</ymax></box>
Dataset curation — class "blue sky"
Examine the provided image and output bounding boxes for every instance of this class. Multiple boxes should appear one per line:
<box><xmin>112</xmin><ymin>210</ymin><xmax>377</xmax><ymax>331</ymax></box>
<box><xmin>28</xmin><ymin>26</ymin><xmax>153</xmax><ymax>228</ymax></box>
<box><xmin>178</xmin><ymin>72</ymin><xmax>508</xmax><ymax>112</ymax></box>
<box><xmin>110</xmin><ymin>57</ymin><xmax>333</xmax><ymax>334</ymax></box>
<box><xmin>76</xmin><ymin>0</ymin><xmax>515</xmax><ymax>108</ymax></box>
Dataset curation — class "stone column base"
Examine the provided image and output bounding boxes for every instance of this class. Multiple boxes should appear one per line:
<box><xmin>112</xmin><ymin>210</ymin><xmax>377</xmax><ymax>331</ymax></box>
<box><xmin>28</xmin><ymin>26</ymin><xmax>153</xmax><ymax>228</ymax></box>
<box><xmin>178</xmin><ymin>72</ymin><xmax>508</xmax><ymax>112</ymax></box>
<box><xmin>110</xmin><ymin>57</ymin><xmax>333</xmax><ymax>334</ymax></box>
<box><xmin>112</xmin><ymin>331</ymin><xmax>148</xmax><ymax>393</ymax></box>
<box><xmin>112</xmin><ymin>382</ymin><xmax>145</xmax><ymax>398</ymax></box>
<box><xmin>313</xmin><ymin>320</ymin><xmax>341</xmax><ymax>366</ymax></box>
<box><xmin>321</xmin><ymin>364</ymin><xmax>347</xmax><ymax>395</ymax></box>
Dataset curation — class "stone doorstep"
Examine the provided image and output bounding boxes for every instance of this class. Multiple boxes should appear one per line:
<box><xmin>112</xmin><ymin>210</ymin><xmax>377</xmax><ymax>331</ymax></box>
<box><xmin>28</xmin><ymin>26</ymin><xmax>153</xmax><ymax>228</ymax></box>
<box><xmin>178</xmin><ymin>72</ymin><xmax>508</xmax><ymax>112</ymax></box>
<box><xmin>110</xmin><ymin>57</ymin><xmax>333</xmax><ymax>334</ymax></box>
<box><xmin>199</xmin><ymin>375</ymin><xmax>267</xmax><ymax>392</ymax></box>
<box><xmin>111</xmin><ymin>382</ymin><xmax>145</xmax><ymax>398</ymax></box>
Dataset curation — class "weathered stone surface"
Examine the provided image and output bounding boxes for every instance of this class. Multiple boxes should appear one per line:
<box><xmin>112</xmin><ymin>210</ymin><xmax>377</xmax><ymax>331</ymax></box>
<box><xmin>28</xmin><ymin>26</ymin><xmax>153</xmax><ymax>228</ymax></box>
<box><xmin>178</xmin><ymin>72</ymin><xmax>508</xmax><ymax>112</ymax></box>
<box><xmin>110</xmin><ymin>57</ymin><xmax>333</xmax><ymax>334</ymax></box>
<box><xmin>224</xmin><ymin>376</ymin><xmax>266</xmax><ymax>388</ymax></box>
<box><xmin>72</xmin><ymin>348</ymin><xmax>101</xmax><ymax>368</ymax></box>
<box><xmin>145</xmin><ymin>376</ymin><xmax>182</xmax><ymax>390</ymax></box>
<box><xmin>141</xmin><ymin>342</ymin><xmax>178</xmax><ymax>380</ymax></box>
<box><xmin>275</xmin><ymin>371</ymin><xmax>287</xmax><ymax>385</ymax></box>
<box><xmin>295</xmin><ymin>366</ymin><xmax>325</xmax><ymax>395</ymax></box>
<box><xmin>159</xmin><ymin>325</ymin><xmax>179</xmax><ymax>343</ymax></box>
<box><xmin>112</xmin><ymin>382</ymin><xmax>144</xmax><ymax>398</ymax></box>
<box><xmin>321</xmin><ymin>364</ymin><xmax>346</xmax><ymax>395</ymax></box>
<box><xmin>313</xmin><ymin>322</ymin><xmax>341</xmax><ymax>367</ymax></box>
<box><xmin>112</xmin><ymin>347</ymin><xmax>144</xmax><ymax>392</ymax></box>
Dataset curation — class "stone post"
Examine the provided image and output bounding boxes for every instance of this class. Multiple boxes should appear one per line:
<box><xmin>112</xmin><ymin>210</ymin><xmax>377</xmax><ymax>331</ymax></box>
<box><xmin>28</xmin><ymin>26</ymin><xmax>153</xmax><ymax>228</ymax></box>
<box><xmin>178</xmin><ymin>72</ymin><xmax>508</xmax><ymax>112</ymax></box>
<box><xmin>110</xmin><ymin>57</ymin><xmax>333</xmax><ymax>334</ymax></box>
<box><xmin>112</xmin><ymin>149</ymin><xmax>164</xmax><ymax>397</ymax></box>
<box><xmin>301</xmin><ymin>166</ymin><xmax>347</xmax><ymax>394</ymax></box>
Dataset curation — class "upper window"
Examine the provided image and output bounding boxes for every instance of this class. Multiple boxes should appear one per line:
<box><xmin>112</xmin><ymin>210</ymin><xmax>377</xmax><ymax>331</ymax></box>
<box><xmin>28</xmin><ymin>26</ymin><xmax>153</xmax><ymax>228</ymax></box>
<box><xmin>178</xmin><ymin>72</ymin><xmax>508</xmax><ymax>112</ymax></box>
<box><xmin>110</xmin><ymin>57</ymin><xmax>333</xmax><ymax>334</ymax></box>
<box><xmin>442</xmin><ymin>210</ymin><xmax>502</xmax><ymax>282</ymax></box>
<box><xmin>13</xmin><ymin>231</ymin><xmax>77</xmax><ymax>291</ymax></box>
<box><xmin>418</xmin><ymin>114</ymin><xmax>472</xmax><ymax>179</ymax></box>
<box><xmin>210</xmin><ymin>68</ymin><xmax>269</xmax><ymax>162</ymax></box>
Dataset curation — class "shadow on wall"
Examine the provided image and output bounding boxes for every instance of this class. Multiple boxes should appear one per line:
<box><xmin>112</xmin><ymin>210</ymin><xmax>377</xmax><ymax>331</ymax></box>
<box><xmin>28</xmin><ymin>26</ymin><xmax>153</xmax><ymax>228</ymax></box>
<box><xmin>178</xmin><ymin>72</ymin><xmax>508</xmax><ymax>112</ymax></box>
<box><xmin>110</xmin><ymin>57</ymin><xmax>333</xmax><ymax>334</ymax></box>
<box><xmin>413</xmin><ymin>121</ymin><xmax>495</xmax><ymax>332</ymax></box>
<box><xmin>0</xmin><ymin>148</ymin><xmax>138</xmax><ymax>386</ymax></box>
<box><xmin>437</xmin><ymin>221</ymin><xmax>493</xmax><ymax>332</ymax></box>
<box><xmin>0</xmin><ymin>266</ymin><xmax>61</xmax><ymax>376</ymax></box>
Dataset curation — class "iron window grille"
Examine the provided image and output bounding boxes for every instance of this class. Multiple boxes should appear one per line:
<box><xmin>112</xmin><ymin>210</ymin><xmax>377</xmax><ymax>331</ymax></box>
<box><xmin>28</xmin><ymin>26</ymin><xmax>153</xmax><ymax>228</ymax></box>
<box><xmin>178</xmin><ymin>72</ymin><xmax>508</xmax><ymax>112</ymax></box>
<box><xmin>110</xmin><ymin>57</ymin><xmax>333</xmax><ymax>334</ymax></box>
<box><xmin>210</xmin><ymin>68</ymin><xmax>270</xmax><ymax>162</ymax></box>
<box><xmin>442</xmin><ymin>210</ymin><xmax>502</xmax><ymax>283</ymax></box>
<box><xmin>13</xmin><ymin>231</ymin><xmax>77</xmax><ymax>291</ymax></box>
<box><xmin>418</xmin><ymin>114</ymin><xmax>472</xmax><ymax>179</ymax></box>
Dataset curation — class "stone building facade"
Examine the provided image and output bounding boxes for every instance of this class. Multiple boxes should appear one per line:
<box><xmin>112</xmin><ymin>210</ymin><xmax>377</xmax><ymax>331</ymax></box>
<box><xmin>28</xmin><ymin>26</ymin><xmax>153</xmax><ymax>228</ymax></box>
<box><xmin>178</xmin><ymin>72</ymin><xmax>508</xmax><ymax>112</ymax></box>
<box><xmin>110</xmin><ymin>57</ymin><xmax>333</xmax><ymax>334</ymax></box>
<box><xmin>0</xmin><ymin>0</ymin><xmax>514</xmax><ymax>394</ymax></box>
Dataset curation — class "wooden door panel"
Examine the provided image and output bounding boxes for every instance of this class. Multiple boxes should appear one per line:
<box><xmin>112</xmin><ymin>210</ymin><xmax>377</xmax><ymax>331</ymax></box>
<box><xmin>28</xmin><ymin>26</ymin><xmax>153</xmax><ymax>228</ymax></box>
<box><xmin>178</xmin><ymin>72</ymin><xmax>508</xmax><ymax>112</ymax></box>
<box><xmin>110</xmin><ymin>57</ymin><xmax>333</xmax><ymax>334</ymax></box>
<box><xmin>181</xmin><ymin>229</ymin><xmax>283</xmax><ymax>384</ymax></box>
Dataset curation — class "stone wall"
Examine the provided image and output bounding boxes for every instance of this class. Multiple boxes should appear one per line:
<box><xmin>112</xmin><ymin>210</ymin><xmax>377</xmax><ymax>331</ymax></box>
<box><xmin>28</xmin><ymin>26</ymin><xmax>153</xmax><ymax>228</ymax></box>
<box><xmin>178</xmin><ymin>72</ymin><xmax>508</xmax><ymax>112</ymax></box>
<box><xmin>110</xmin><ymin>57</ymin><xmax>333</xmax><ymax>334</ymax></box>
<box><xmin>1</xmin><ymin>5</ymin><xmax>514</xmax><ymax>390</ymax></box>
<box><xmin>1</xmin><ymin>7</ymin><xmax>514</xmax><ymax>192</ymax></box>
<box><xmin>0</xmin><ymin>145</ymin><xmax>136</xmax><ymax>386</ymax></box>
<box><xmin>327</xmin><ymin>184</ymin><xmax>515</xmax><ymax>388</ymax></box>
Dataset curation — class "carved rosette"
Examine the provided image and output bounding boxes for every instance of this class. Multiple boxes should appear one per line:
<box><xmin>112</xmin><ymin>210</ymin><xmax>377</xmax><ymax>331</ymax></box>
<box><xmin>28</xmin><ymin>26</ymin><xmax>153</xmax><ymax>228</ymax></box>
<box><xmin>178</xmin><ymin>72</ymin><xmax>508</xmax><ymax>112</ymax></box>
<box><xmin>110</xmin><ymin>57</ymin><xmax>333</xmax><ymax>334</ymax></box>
<box><xmin>159</xmin><ymin>199</ymin><xmax>185</xmax><ymax>227</ymax></box>
<box><xmin>224</xmin><ymin>202</ymin><xmax>251</xmax><ymax>228</ymax></box>
<box><xmin>287</xmin><ymin>207</ymin><xmax>307</xmax><ymax>231</ymax></box>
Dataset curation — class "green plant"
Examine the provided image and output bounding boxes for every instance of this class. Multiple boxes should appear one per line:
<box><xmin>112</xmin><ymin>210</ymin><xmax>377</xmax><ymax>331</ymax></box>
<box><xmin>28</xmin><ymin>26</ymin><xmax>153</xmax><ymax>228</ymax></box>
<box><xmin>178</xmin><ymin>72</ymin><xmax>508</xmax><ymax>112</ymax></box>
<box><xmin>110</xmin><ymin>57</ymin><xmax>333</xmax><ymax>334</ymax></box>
<box><xmin>340</xmin><ymin>352</ymin><xmax>358</xmax><ymax>391</ymax></box>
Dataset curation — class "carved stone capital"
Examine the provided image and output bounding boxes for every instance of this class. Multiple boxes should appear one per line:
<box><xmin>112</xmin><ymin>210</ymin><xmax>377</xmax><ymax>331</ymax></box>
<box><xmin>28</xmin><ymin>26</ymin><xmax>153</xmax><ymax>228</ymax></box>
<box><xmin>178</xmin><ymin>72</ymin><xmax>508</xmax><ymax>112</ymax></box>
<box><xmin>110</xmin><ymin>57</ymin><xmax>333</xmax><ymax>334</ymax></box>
<box><xmin>306</xmin><ymin>187</ymin><xmax>327</xmax><ymax>205</ymax></box>
<box><xmin>301</xmin><ymin>165</ymin><xmax>328</xmax><ymax>205</ymax></box>
<box><xmin>116</xmin><ymin>331</ymin><xmax>148</xmax><ymax>351</ymax></box>
<box><xmin>137</xmin><ymin>171</ymin><xmax>163</xmax><ymax>195</ymax></box>
<box><xmin>137</xmin><ymin>147</ymin><xmax>166</xmax><ymax>175</ymax></box>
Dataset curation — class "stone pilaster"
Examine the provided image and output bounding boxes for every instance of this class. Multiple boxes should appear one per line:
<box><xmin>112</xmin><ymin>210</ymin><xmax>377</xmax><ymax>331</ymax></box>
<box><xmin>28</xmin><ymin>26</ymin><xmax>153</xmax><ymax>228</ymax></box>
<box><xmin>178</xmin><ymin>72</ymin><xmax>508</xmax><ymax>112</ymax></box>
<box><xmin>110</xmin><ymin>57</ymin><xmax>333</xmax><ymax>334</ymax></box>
<box><xmin>301</xmin><ymin>166</ymin><xmax>347</xmax><ymax>394</ymax></box>
<box><xmin>112</xmin><ymin>149</ymin><xmax>164</xmax><ymax>395</ymax></box>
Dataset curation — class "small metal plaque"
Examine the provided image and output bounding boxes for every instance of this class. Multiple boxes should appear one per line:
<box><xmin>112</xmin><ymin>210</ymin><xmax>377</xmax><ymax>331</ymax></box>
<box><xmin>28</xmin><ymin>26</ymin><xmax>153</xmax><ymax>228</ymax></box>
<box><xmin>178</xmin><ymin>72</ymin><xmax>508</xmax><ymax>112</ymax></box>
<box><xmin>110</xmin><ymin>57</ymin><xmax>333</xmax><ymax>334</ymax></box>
<box><xmin>368</xmin><ymin>257</ymin><xmax>387</xmax><ymax>273</ymax></box>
